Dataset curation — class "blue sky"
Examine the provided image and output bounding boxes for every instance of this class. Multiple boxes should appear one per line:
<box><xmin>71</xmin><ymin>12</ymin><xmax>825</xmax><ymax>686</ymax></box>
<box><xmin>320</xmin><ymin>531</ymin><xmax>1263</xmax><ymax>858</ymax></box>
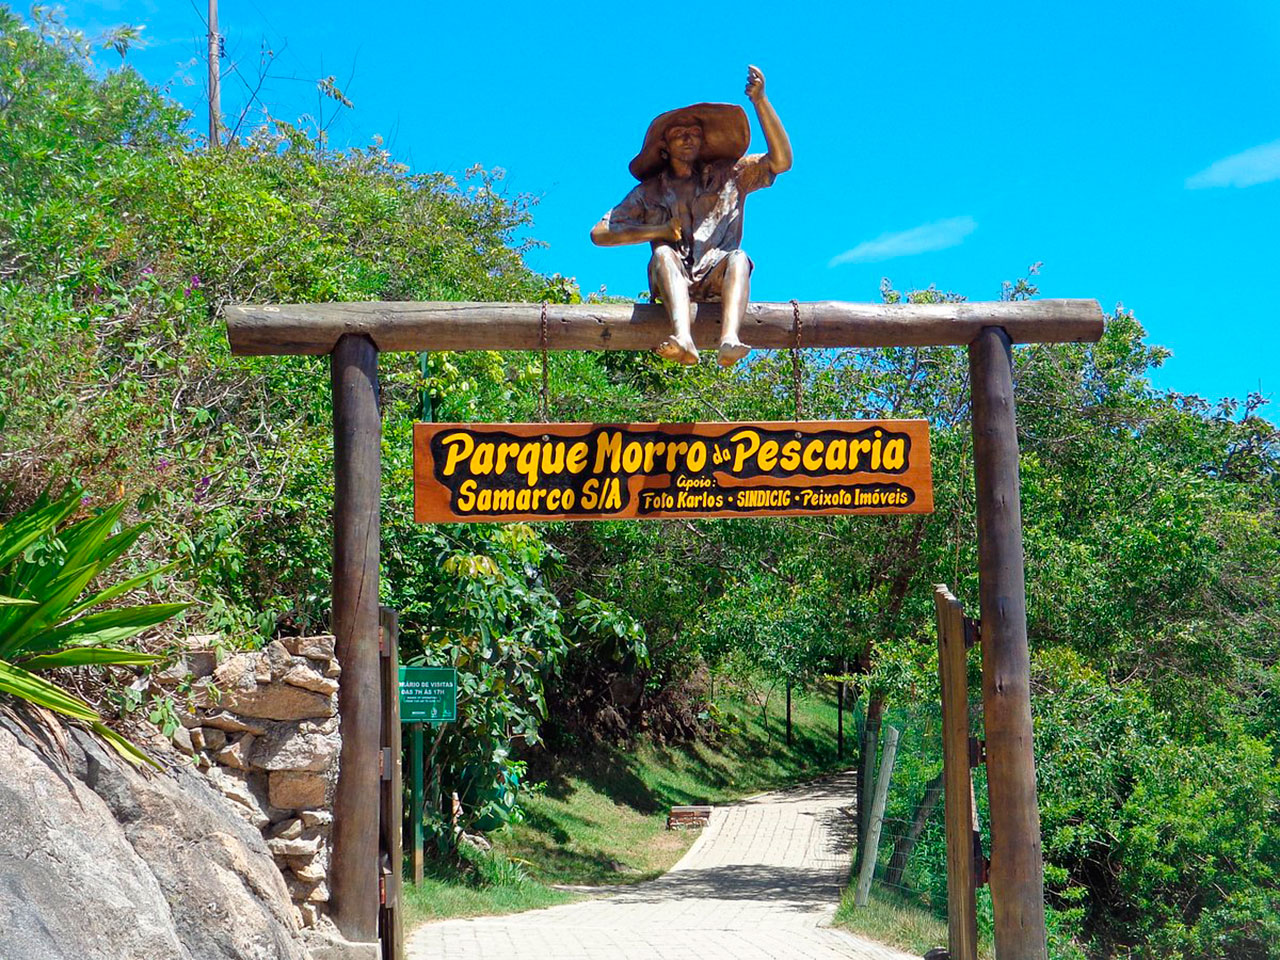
<box><xmin>60</xmin><ymin>0</ymin><xmax>1280</xmax><ymax>403</ymax></box>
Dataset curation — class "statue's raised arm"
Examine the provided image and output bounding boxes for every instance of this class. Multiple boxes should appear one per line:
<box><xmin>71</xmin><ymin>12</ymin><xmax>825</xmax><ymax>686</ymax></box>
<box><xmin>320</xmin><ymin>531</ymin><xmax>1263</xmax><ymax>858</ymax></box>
<box><xmin>588</xmin><ymin>66</ymin><xmax>791</xmax><ymax>367</ymax></box>
<box><xmin>746</xmin><ymin>65</ymin><xmax>792</xmax><ymax>175</ymax></box>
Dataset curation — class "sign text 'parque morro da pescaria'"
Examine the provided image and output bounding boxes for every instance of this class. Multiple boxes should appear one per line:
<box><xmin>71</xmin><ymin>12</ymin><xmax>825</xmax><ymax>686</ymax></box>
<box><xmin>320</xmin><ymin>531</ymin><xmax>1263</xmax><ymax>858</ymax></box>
<box><xmin>413</xmin><ymin>421</ymin><xmax>932</xmax><ymax>523</ymax></box>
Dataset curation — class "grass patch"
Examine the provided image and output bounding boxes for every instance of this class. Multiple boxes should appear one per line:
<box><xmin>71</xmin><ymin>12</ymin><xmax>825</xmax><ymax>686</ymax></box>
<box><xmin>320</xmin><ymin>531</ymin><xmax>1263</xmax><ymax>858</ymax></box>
<box><xmin>495</xmin><ymin>683</ymin><xmax>851</xmax><ymax>886</ymax></box>
<box><xmin>402</xmin><ymin>846</ymin><xmax>577</xmax><ymax>927</ymax></box>
<box><xmin>835</xmin><ymin>885</ymin><xmax>994</xmax><ymax>960</ymax></box>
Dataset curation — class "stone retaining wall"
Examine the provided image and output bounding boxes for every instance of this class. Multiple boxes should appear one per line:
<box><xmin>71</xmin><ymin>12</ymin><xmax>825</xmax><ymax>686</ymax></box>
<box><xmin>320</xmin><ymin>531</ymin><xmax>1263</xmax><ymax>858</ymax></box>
<box><xmin>158</xmin><ymin>635</ymin><xmax>342</xmax><ymax>930</ymax></box>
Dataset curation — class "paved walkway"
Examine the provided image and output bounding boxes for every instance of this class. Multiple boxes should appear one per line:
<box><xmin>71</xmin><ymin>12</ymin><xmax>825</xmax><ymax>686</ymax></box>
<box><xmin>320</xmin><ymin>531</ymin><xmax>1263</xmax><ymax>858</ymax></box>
<box><xmin>406</xmin><ymin>770</ymin><xmax>917</xmax><ymax>960</ymax></box>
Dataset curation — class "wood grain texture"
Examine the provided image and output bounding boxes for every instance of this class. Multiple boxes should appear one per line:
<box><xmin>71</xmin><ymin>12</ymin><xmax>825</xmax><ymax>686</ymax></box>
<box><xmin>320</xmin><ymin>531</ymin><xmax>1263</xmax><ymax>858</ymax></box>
<box><xmin>936</xmin><ymin>585</ymin><xmax>979</xmax><ymax>960</ymax></box>
<box><xmin>969</xmin><ymin>327</ymin><xmax>1049</xmax><ymax>959</ymax></box>
<box><xmin>225</xmin><ymin>299</ymin><xmax>1105</xmax><ymax>356</ymax></box>
<box><xmin>378</xmin><ymin>607</ymin><xmax>404</xmax><ymax>960</ymax></box>
<box><xmin>329</xmin><ymin>334</ymin><xmax>382</xmax><ymax>944</ymax></box>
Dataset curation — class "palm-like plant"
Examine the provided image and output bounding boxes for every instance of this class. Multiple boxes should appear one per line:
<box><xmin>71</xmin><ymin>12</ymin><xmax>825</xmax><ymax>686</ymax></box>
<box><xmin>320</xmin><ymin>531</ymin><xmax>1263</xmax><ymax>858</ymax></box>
<box><xmin>0</xmin><ymin>489</ymin><xmax>190</xmax><ymax>764</ymax></box>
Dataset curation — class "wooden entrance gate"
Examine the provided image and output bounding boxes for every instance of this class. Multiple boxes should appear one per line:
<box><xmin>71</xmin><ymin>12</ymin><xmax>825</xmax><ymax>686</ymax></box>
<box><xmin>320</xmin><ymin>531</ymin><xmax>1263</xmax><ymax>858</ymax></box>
<box><xmin>225</xmin><ymin>297</ymin><xmax>1104</xmax><ymax>959</ymax></box>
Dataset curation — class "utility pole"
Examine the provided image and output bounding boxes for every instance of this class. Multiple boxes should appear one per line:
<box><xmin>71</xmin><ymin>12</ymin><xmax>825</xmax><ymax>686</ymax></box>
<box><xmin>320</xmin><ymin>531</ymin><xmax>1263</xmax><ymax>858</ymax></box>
<box><xmin>207</xmin><ymin>0</ymin><xmax>220</xmax><ymax>147</ymax></box>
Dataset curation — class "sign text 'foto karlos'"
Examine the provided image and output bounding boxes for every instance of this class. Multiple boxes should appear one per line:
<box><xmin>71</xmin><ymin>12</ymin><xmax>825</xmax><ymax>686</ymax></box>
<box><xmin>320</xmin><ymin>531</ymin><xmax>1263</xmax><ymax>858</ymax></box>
<box><xmin>413</xmin><ymin>421</ymin><xmax>932</xmax><ymax>523</ymax></box>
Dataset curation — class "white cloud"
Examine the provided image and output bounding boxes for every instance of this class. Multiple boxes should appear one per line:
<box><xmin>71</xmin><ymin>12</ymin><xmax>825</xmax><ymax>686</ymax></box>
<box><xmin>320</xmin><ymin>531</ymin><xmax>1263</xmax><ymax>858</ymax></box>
<box><xmin>1186</xmin><ymin>140</ymin><xmax>1280</xmax><ymax>189</ymax></box>
<box><xmin>828</xmin><ymin>216</ymin><xmax>977</xmax><ymax>267</ymax></box>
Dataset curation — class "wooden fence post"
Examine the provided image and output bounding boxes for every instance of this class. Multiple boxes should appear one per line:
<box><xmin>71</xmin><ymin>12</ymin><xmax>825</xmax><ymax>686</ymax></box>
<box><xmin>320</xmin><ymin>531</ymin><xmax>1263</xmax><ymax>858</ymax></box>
<box><xmin>969</xmin><ymin>326</ymin><xmax>1048</xmax><ymax>958</ymax></box>
<box><xmin>379</xmin><ymin>607</ymin><xmax>404</xmax><ymax>960</ymax></box>
<box><xmin>854</xmin><ymin>724</ymin><xmax>900</xmax><ymax>905</ymax></box>
<box><xmin>837</xmin><ymin>659</ymin><xmax>846</xmax><ymax>761</ymax></box>
<box><xmin>330</xmin><ymin>333</ymin><xmax>382</xmax><ymax>943</ymax></box>
<box><xmin>785</xmin><ymin>682</ymin><xmax>793</xmax><ymax>747</ymax></box>
<box><xmin>936</xmin><ymin>585</ymin><xmax>979</xmax><ymax>960</ymax></box>
<box><xmin>857</xmin><ymin>696</ymin><xmax>883</xmax><ymax>871</ymax></box>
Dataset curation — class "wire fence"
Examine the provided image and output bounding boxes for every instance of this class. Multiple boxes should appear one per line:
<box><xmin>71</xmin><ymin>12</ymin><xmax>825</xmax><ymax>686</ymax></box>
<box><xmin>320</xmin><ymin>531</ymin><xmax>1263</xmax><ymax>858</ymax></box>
<box><xmin>852</xmin><ymin>697</ymin><xmax>975</xmax><ymax>915</ymax></box>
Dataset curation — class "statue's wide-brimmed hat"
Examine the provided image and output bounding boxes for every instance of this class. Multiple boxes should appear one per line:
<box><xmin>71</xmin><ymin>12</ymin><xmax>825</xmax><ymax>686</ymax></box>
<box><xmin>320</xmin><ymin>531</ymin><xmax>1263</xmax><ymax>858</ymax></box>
<box><xmin>628</xmin><ymin>102</ymin><xmax>750</xmax><ymax>181</ymax></box>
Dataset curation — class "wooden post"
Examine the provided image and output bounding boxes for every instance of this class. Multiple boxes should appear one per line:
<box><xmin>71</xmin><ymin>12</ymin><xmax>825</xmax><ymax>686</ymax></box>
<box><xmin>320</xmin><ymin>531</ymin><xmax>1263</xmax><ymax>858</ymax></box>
<box><xmin>206</xmin><ymin>0</ymin><xmax>219</xmax><ymax>146</ymax></box>
<box><xmin>330</xmin><ymin>334</ymin><xmax>382</xmax><ymax>944</ymax></box>
<box><xmin>854</xmin><ymin>724</ymin><xmax>900</xmax><ymax>906</ymax></box>
<box><xmin>378</xmin><ymin>607</ymin><xmax>404</xmax><ymax>960</ymax></box>
<box><xmin>837</xmin><ymin>659</ymin><xmax>846</xmax><ymax>761</ymax></box>
<box><xmin>410</xmin><ymin>723</ymin><xmax>424</xmax><ymax>885</ymax></box>
<box><xmin>936</xmin><ymin>585</ymin><xmax>979</xmax><ymax>960</ymax></box>
<box><xmin>857</xmin><ymin>695</ymin><xmax>883</xmax><ymax>869</ymax></box>
<box><xmin>969</xmin><ymin>326</ymin><xmax>1048</xmax><ymax>958</ymax></box>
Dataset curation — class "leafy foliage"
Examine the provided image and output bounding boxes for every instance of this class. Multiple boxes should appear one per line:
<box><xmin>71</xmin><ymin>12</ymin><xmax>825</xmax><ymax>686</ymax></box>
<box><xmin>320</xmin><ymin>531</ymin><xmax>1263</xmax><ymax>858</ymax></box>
<box><xmin>0</xmin><ymin>487</ymin><xmax>188</xmax><ymax>764</ymax></box>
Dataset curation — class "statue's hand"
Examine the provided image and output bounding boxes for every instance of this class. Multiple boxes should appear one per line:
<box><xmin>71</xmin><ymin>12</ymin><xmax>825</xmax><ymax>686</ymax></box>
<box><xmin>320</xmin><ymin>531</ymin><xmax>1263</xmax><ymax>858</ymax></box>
<box><xmin>745</xmin><ymin>65</ymin><xmax>765</xmax><ymax>103</ymax></box>
<box><xmin>666</xmin><ymin>217</ymin><xmax>683</xmax><ymax>243</ymax></box>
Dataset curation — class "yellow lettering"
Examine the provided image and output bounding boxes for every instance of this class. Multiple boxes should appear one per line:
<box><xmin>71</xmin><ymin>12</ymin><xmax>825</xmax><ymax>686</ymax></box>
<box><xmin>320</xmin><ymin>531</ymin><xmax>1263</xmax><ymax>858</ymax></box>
<box><xmin>456</xmin><ymin>478</ymin><xmax>477</xmax><ymax>510</ymax></box>
<box><xmin>603</xmin><ymin>478</ymin><xmax>622</xmax><ymax>509</ymax></box>
<box><xmin>780</xmin><ymin>439</ymin><xmax>801</xmax><ymax>471</ymax></box>
<box><xmin>758</xmin><ymin>440</ymin><xmax>779</xmax><ymax>472</ymax></box>
<box><xmin>516</xmin><ymin>443</ymin><xmax>540</xmax><ymax>486</ymax></box>
<box><xmin>495</xmin><ymin>441</ymin><xmax>521</xmax><ymax>474</ymax></box>
<box><xmin>473</xmin><ymin>441</ymin><xmax>494</xmax><ymax>475</ymax></box>
<box><xmin>567</xmin><ymin>442</ymin><xmax>588</xmax><ymax>474</ymax></box>
<box><xmin>687</xmin><ymin>441</ymin><xmax>707</xmax><ymax>472</ymax></box>
<box><xmin>581</xmin><ymin>479</ymin><xmax>599</xmax><ymax>509</ymax></box>
<box><xmin>824</xmin><ymin>440</ymin><xmax>847</xmax><ymax>472</ymax></box>
<box><xmin>730</xmin><ymin>429</ymin><xmax>761</xmax><ymax>472</ymax></box>
<box><xmin>493</xmin><ymin>489</ymin><xmax>516</xmax><ymax>511</ymax></box>
<box><xmin>883</xmin><ymin>439</ymin><xmax>905</xmax><ymax>471</ymax></box>
<box><xmin>595</xmin><ymin>432</ymin><xmax>622</xmax><ymax>472</ymax></box>
<box><xmin>667</xmin><ymin>442</ymin><xmax>689</xmax><ymax>472</ymax></box>
<box><xmin>802</xmin><ymin>440</ymin><xmax>824</xmax><ymax>471</ymax></box>
<box><xmin>441</xmin><ymin>433</ymin><xmax>474</xmax><ymax>477</ymax></box>
<box><xmin>622</xmin><ymin>441</ymin><xmax>643</xmax><ymax>473</ymax></box>
<box><xmin>643</xmin><ymin>441</ymin><xmax>661</xmax><ymax>472</ymax></box>
<box><xmin>541</xmin><ymin>442</ymin><xmax>565</xmax><ymax>476</ymax></box>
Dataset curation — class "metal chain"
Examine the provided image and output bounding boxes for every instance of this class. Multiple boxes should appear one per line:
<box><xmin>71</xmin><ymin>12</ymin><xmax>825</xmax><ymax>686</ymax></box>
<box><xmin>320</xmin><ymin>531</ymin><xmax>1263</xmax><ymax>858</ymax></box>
<box><xmin>790</xmin><ymin>299</ymin><xmax>804</xmax><ymax>421</ymax></box>
<box><xmin>539</xmin><ymin>302</ymin><xmax>549</xmax><ymax>422</ymax></box>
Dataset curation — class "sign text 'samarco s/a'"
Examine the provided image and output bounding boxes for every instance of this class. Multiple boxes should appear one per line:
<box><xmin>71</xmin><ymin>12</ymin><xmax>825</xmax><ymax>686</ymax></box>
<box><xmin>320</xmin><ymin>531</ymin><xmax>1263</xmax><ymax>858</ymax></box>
<box><xmin>413</xmin><ymin>421</ymin><xmax>932</xmax><ymax>523</ymax></box>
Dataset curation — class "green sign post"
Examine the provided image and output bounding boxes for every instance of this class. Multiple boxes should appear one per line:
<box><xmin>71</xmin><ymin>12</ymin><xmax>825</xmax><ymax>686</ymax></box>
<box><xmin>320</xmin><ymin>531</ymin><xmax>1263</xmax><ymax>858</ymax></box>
<box><xmin>399</xmin><ymin>666</ymin><xmax>456</xmax><ymax>883</ymax></box>
<box><xmin>399</xmin><ymin>666</ymin><xmax>457</xmax><ymax>722</ymax></box>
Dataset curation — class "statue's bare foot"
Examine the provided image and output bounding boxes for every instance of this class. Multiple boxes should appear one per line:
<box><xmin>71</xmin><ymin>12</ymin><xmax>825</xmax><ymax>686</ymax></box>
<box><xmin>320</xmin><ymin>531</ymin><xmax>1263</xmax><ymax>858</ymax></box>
<box><xmin>657</xmin><ymin>335</ymin><xmax>700</xmax><ymax>365</ymax></box>
<box><xmin>718</xmin><ymin>338</ymin><xmax>751</xmax><ymax>366</ymax></box>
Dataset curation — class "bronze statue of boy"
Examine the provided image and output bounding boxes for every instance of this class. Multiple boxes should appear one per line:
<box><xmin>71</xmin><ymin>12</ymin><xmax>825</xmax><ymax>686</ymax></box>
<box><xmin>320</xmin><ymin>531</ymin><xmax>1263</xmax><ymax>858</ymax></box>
<box><xmin>590</xmin><ymin>66</ymin><xmax>792</xmax><ymax>366</ymax></box>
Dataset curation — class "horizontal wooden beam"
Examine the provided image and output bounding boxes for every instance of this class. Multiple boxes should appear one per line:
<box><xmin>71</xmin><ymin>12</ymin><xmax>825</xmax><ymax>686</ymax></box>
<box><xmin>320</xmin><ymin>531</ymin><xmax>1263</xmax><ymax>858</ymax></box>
<box><xmin>224</xmin><ymin>299</ymin><xmax>1105</xmax><ymax>356</ymax></box>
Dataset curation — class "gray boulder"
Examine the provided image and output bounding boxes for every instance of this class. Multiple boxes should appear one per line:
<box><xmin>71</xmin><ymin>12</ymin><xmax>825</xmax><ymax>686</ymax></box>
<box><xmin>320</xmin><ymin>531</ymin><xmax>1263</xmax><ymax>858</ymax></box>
<box><xmin>0</xmin><ymin>715</ymin><xmax>311</xmax><ymax>960</ymax></box>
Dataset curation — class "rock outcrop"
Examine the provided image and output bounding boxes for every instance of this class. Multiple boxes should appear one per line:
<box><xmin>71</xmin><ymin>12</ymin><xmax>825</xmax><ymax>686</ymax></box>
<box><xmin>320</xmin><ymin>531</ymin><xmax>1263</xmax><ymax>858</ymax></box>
<box><xmin>0</xmin><ymin>714</ymin><xmax>310</xmax><ymax>960</ymax></box>
<box><xmin>0</xmin><ymin>633</ymin><xmax>357</xmax><ymax>958</ymax></box>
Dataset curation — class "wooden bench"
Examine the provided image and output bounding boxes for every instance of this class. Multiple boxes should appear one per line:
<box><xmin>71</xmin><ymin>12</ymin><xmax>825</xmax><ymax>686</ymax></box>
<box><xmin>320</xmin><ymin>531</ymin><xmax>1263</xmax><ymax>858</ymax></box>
<box><xmin>666</xmin><ymin>805</ymin><xmax>712</xmax><ymax>829</ymax></box>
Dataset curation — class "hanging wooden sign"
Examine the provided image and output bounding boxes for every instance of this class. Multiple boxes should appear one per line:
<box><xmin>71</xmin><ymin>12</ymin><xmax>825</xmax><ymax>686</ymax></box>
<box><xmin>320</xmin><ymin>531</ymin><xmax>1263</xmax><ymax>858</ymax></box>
<box><xmin>413</xmin><ymin>420</ymin><xmax>932</xmax><ymax>523</ymax></box>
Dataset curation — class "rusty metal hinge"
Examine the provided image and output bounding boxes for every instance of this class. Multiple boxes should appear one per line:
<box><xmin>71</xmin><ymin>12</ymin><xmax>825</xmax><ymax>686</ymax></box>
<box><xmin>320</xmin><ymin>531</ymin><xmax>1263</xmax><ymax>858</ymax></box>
<box><xmin>973</xmin><ymin>831</ymin><xmax>990</xmax><ymax>887</ymax></box>
<box><xmin>968</xmin><ymin>737</ymin><xmax>987</xmax><ymax>767</ymax></box>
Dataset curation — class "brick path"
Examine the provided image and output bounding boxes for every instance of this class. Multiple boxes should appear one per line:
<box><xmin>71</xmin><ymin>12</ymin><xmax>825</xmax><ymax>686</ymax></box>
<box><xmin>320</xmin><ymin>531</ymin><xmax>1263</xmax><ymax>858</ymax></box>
<box><xmin>405</xmin><ymin>769</ymin><xmax>917</xmax><ymax>959</ymax></box>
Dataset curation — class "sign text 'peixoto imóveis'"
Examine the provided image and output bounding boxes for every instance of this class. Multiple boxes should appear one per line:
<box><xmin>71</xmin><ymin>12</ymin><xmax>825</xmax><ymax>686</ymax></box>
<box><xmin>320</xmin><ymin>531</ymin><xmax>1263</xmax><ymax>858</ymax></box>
<box><xmin>413</xmin><ymin>421</ymin><xmax>932</xmax><ymax>523</ymax></box>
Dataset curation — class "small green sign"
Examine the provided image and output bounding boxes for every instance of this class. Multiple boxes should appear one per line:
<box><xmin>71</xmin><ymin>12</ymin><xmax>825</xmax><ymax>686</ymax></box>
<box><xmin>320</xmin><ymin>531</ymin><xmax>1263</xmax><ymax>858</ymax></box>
<box><xmin>399</xmin><ymin>666</ymin><xmax>457</xmax><ymax>723</ymax></box>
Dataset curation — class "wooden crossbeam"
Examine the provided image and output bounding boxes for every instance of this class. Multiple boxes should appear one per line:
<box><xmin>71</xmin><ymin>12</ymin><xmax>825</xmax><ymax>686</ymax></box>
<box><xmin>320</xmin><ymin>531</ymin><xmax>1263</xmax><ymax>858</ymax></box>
<box><xmin>224</xmin><ymin>299</ymin><xmax>1105</xmax><ymax>356</ymax></box>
